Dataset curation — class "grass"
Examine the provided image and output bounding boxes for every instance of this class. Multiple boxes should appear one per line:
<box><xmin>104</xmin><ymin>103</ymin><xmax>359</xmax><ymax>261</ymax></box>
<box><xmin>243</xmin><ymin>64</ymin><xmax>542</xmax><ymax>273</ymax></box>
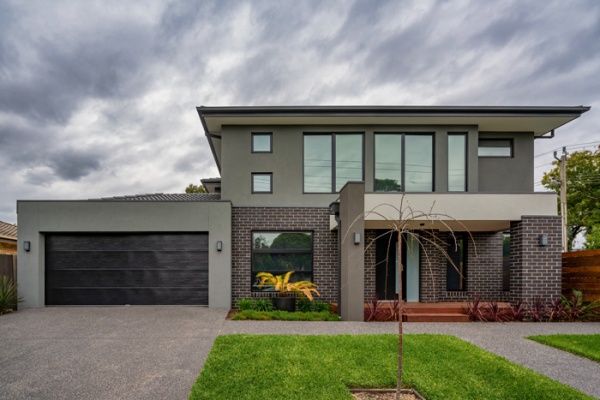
<box><xmin>189</xmin><ymin>334</ymin><xmax>594</xmax><ymax>400</ymax></box>
<box><xmin>528</xmin><ymin>334</ymin><xmax>600</xmax><ymax>363</ymax></box>
<box><xmin>231</xmin><ymin>309</ymin><xmax>340</xmax><ymax>321</ymax></box>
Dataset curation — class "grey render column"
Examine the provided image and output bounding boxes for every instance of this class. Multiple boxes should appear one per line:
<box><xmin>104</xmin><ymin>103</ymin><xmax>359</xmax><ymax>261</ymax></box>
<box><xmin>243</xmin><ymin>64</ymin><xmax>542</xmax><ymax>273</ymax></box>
<box><xmin>339</xmin><ymin>182</ymin><xmax>365</xmax><ymax>321</ymax></box>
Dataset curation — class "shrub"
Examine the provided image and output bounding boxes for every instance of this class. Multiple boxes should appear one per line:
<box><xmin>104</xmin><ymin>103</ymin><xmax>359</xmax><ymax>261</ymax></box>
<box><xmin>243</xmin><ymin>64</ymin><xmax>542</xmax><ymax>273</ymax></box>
<box><xmin>509</xmin><ymin>299</ymin><xmax>527</xmax><ymax>322</ymax></box>
<box><xmin>0</xmin><ymin>276</ymin><xmax>22</xmax><ymax>315</ymax></box>
<box><xmin>237</xmin><ymin>298</ymin><xmax>254</xmax><ymax>311</ymax></box>
<box><xmin>297</xmin><ymin>298</ymin><xmax>331</xmax><ymax>313</ymax></box>
<box><xmin>465</xmin><ymin>294</ymin><xmax>486</xmax><ymax>321</ymax></box>
<box><xmin>561</xmin><ymin>289</ymin><xmax>600</xmax><ymax>321</ymax></box>
<box><xmin>231</xmin><ymin>310</ymin><xmax>340</xmax><ymax>321</ymax></box>
<box><xmin>253</xmin><ymin>299</ymin><xmax>275</xmax><ymax>312</ymax></box>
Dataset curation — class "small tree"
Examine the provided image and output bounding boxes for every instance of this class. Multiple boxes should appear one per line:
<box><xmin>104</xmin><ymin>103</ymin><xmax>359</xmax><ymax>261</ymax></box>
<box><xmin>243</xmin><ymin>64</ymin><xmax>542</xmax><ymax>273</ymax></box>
<box><xmin>346</xmin><ymin>196</ymin><xmax>473</xmax><ymax>399</ymax></box>
<box><xmin>185</xmin><ymin>183</ymin><xmax>207</xmax><ymax>193</ymax></box>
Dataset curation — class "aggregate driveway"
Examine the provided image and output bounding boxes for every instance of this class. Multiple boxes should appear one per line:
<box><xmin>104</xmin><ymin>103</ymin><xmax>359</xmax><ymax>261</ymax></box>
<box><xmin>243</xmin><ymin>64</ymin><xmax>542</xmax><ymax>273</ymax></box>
<box><xmin>0</xmin><ymin>307</ymin><xmax>229</xmax><ymax>400</ymax></box>
<box><xmin>2</xmin><ymin>308</ymin><xmax>600</xmax><ymax>400</ymax></box>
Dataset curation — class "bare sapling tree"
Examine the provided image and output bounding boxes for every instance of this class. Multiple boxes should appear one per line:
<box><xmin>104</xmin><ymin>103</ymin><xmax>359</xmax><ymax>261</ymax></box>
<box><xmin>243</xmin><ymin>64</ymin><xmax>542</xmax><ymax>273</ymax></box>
<box><xmin>344</xmin><ymin>195</ymin><xmax>475</xmax><ymax>399</ymax></box>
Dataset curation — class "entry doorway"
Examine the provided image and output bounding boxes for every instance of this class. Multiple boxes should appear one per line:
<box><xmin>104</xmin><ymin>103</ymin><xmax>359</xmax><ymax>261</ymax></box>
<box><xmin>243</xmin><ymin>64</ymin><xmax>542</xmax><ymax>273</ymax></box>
<box><xmin>375</xmin><ymin>231</ymin><xmax>419</xmax><ymax>301</ymax></box>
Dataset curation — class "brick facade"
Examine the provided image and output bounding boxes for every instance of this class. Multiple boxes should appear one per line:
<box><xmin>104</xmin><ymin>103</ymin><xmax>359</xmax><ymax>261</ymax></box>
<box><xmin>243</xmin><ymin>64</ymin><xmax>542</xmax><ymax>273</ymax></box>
<box><xmin>230</xmin><ymin>208</ymin><xmax>561</xmax><ymax>308</ymax></box>
<box><xmin>509</xmin><ymin>216</ymin><xmax>562</xmax><ymax>303</ymax></box>
<box><xmin>231</xmin><ymin>207</ymin><xmax>338</xmax><ymax>306</ymax></box>
<box><xmin>363</xmin><ymin>229</ymin><xmax>508</xmax><ymax>303</ymax></box>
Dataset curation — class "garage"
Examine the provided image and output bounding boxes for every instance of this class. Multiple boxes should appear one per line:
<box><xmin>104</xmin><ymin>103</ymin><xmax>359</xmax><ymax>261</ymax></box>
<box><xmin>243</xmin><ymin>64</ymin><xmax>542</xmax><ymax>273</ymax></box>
<box><xmin>45</xmin><ymin>233</ymin><xmax>209</xmax><ymax>306</ymax></box>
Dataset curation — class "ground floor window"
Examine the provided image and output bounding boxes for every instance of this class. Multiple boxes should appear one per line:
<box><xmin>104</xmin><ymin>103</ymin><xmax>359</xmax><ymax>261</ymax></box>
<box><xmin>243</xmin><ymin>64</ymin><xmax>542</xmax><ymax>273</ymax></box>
<box><xmin>251</xmin><ymin>231</ymin><xmax>313</xmax><ymax>291</ymax></box>
<box><xmin>447</xmin><ymin>233</ymin><xmax>467</xmax><ymax>291</ymax></box>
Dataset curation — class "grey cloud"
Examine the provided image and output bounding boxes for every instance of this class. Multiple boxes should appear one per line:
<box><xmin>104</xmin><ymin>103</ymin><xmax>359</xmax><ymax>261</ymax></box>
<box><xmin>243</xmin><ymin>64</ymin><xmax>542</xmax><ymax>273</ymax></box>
<box><xmin>48</xmin><ymin>149</ymin><xmax>102</xmax><ymax>181</ymax></box>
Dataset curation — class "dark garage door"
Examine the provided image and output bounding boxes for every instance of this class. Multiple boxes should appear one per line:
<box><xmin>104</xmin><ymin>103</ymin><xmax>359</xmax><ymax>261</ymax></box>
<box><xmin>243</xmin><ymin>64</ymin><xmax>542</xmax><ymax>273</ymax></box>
<box><xmin>45</xmin><ymin>233</ymin><xmax>208</xmax><ymax>306</ymax></box>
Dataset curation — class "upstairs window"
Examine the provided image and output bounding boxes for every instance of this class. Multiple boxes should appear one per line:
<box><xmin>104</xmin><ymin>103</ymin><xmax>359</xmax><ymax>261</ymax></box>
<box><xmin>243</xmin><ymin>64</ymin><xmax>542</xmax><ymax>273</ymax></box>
<box><xmin>374</xmin><ymin>133</ymin><xmax>434</xmax><ymax>192</ymax></box>
<box><xmin>252</xmin><ymin>173</ymin><xmax>272</xmax><ymax>193</ymax></box>
<box><xmin>252</xmin><ymin>133</ymin><xmax>272</xmax><ymax>153</ymax></box>
<box><xmin>251</xmin><ymin>232</ymin><xmax>313</xmax><ymax>292</ymax></box>
<box><xmin>448</xmin><ymin>134</ymin><xmax>467</xmax><ymax>192</ymax></box>
<box><xmin>478</xmin><ymin>139</ymin><xmax>512</xmax><ymax>157</ymax></box>
<box><xmin>303</xmin><ymin>133</ymin><xmax>363</xmax><ymax>193</ymax></box>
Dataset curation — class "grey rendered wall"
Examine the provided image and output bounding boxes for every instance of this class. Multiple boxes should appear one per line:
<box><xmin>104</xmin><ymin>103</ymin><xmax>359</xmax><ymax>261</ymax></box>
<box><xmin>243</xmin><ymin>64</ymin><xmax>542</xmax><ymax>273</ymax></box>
<box><xmin>220</xmin><ymin>125</ymin><xmax>482</xmax><ymax>207</ymax></box>
<box><xmin>16</xmin><ymin>201</ymin><xmax>231</xmax><ymax>309</ymax></box>
<box><xmin>478</xmin><ymin>132</ymin><xmax>534</xmax><ymax>193</ymax></box>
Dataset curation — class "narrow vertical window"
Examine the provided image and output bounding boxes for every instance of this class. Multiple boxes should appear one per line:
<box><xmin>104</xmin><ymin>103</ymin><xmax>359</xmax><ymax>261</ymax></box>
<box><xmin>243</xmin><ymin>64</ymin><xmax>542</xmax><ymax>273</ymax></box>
<box><xmin>252</xmin><ymin>173</ymin><xmax>272</xmax><ymax>193</ymax></box>
<box><xmin>335</xmin><ymin>134</ymin><xmax>363</xmax><ymax>192</ymax></box>
<box><xmin>304</xmin><ymin>135</ymin><xmax>332</xmax><ymax>192</ymax></box>
<box><xmin>447</xmin><ymin>234</ymin><xmax>467</xmax><ymax>291</ymax></box>
<box><xmin>448</xmin><ymin>134</ymin><xmax>467</xmax><ymax>192</ymax></box>
<box><xmin>375</xmin><ymin>134</ymin><xmax>403</xmax><ymax>191</ymax></box>
<box><xmin>252</xmin><ymin>133</ymin><xmax>272</xmax><ymax>153</ymax></box>
<box><xmin>404</xmin><ymin>135</ymin><xmax>433</xmax><ymax>192</ymax></box>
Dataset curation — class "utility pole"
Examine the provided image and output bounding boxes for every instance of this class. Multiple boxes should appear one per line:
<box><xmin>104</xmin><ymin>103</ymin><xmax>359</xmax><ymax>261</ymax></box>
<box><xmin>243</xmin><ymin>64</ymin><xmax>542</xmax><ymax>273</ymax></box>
<box><xmin>554</xmin><ymin>147</ymin><xmax>568</xmax><ymax>252</ymax></box>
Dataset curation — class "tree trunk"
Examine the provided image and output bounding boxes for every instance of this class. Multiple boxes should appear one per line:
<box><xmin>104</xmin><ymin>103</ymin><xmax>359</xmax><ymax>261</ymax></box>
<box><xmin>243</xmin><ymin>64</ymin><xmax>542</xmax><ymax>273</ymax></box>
<box><xmin>397</xmin><ymin>234</ymin><xmax>403</xmax><ymax>400</ymax></box>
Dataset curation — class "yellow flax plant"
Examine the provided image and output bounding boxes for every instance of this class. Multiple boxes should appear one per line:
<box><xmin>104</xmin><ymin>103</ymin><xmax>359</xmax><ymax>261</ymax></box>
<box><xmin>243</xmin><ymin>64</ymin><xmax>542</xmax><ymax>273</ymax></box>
<box><xmin>256</xmin><ymin>271</ymin><xmax>320</xmax><ymax>301</ymax></box>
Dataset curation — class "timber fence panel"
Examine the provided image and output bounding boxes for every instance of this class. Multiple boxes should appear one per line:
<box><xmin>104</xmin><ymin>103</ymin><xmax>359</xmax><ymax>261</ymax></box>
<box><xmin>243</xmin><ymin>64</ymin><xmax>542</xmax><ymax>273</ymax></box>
<box><xmin>562</xmin><ymin>250</ymin><xmax>600</xmax><ymax>302</ymax></box>
<box><xmin>0</xmin><ymin>254</ymin><xmax>17</xmax><ymax>282</ymax></box>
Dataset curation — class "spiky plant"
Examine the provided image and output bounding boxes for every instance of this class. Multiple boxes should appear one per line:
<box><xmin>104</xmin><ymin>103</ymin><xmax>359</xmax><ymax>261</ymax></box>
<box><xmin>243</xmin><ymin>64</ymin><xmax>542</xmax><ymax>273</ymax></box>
<box><xmin>256</xmin><ymin>271</ymin><xmax>320</xmax><ymax>300</ymax></box>
<box><xmin>0</xmin><ymin>276</ymin><xmax>22</xmax><ymax>315</ymax></box>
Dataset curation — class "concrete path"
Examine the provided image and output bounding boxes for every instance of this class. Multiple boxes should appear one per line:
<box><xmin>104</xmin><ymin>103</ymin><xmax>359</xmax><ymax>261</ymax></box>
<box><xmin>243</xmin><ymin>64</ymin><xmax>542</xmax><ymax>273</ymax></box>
<box><xmin>1</xmin><ymin>307</ymin><xmax>599</xmax><ymax>399</ymax></box>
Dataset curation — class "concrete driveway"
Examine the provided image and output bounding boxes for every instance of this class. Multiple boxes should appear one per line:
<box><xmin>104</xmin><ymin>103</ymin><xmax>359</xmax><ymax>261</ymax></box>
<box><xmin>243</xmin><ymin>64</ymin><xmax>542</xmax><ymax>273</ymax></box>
<box><xmin>0</xmin><ymin>307</ymin><xmax>228</xmax><ymax>400</ymax></box>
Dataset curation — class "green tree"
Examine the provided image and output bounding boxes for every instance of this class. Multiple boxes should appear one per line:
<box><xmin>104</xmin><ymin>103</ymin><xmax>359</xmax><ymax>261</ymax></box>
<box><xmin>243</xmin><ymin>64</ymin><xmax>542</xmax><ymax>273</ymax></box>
<box><xmin>542</xmin><ymin>146</ymin><xmax>600</xmax><ymax>250</ymax></box>
<box><xmin>185</xmin><ymin>183</ymin><xmax>207</xmax><ymax>193</ymax></box>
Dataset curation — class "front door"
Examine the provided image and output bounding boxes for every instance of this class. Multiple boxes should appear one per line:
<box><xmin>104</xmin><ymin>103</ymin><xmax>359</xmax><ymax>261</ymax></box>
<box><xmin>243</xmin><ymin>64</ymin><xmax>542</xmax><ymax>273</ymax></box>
<box><xmin>375</xmin><ymin>231</ymin><xmax>419</xmax><ymax>301</ymax></box>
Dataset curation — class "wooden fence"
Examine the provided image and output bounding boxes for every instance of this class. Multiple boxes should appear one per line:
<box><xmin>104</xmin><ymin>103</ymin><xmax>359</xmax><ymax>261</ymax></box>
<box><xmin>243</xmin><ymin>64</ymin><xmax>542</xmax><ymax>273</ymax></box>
<box><xmin>562</xmin><ymin>250</ymin><xmax>600</xmax><ymax>302</ymax></box>
<box><xmin>0</xmin><ymin>254</ymin><xmax>17</xmax><ymax>282</ymax></box>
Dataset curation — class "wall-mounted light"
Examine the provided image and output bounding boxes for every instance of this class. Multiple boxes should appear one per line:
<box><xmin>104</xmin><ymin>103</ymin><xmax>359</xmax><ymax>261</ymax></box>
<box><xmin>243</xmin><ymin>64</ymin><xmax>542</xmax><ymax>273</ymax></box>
<box><xmin>23</xmin><ymin>241</ymin><xmax>31</xmax><ymax>252</ymax></box>
<box><xmin>354</xmin><ymin>232</ymin><xmax>361</xmax><ymax>245</ymax></box>
<box><xmin>216</xmin><ymin>241</ymin><xmax>223</xmax><ymax>252</ymax></box>
<box><xmin>538</xmin><ymin>234</ymin><xmax>548</xmax><ymax>247</ymax></box>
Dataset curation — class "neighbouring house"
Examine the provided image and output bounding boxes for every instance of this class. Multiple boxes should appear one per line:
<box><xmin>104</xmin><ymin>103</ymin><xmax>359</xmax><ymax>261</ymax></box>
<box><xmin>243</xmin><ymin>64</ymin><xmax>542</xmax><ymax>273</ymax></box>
<box><xmin>0</xmin><ymin>221</ymin><xmax>17</xmax><ymax>255</ymax></box>
<box><xmin>17</xmin><ymin>105</ymin><xmax>590</xmax><ymax>320</ymax></box>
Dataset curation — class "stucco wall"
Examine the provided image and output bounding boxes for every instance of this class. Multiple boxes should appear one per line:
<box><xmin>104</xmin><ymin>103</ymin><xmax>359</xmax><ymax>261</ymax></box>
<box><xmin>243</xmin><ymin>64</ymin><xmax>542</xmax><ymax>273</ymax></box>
<box><xmin>220</xmin><ymin>124</ymin><xmax>492</xmax><ymax>208</ymax></box>
<box><xmin>16</xmin><ymin>200</ymin><xmax>231</xmax><ymax>309</ymax></box>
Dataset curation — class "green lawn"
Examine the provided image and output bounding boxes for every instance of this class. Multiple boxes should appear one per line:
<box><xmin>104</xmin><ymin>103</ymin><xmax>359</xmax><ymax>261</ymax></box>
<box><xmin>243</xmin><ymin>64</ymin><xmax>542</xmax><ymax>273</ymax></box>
<box><xmin>189</xmin><ymin>334</ymin><xmax>594</xmax><ymax>400</ymax></box>
<box><xmin>528</xmin><ymin>334</ymin><xmax>600</xmax><ymax>363</ymax></box>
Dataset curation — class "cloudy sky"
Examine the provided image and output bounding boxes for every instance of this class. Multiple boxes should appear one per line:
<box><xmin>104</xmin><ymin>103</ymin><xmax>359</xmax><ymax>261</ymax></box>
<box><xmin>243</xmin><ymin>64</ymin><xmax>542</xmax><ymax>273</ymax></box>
<box><xmin>1</xmin><ymin>0</ymin><xmax>599</xmax><ymax>224</ymax></box>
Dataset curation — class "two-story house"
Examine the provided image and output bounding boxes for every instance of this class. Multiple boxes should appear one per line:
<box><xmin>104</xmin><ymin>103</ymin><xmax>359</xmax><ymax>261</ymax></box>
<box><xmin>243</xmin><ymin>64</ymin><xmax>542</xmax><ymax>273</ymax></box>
<box><xmin>17</xmin><ymin>105</ymin><xmax>590</xmax><ymax>320</ymax></box>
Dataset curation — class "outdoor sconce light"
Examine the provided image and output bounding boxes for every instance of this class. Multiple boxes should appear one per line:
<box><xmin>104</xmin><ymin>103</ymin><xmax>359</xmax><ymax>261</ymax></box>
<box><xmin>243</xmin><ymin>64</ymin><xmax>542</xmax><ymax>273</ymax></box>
<box><xmin>329</xmin><ymin>201</ymin><xmax>340</xmax><ymax>216</ymax></box>
<box><xmin>354</xmin><ymin>232</ymin><xmax>361</xmax><ymax>245</ymax></box>
<box><xmin>538</xmin><ymin>234</ymin><xmax>548</xmax><ymax>247</ymax></box>
<box><xmin>216</xmin><ymin>241</ymin><xmax>223</xmax><ymax>251</ymax></box>
<box><xmin>23</xmin><ymin>241</ymin><xmax>31</xmax><ymax>252</ymax></box>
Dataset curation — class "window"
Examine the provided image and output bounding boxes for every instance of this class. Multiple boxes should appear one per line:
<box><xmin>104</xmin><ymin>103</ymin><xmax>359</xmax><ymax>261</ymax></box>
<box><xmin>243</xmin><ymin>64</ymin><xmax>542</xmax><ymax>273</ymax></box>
<box><xmin>478</xmin><ymin>139</ymin><xmax>512</xmax><ymax>157</ymax></box>
<box><xmin>447</xmin><ymin>234</ymin><xmax>467</xmax><ymax>291</ymax></box>
<box><xmin>251</xmin><ymin>232</ymin><xmax>313</xmax><ymax>291</ymax></box>
<box><xmin>252</xmin><ymin>173</ymin><xmax>272</xmax><ymax>193</ymax></box>
<box><xmin>252</xmin><ymin>133</ymin><xmax>272</xmax><ymax>153</ymax></box>
<box><xmin>502</xmin><ymin>232</ymin><xmax>510</xmax><ymax>291</ymax></box>
<box><xmin>303</xmin><ymin>133</ymin><xmax>363</xmax><ymax>193</ymax></box>
<box><xmin>448</xmin><ymin>134</ymin><xmax>467</xmax><ymax>192</ymax></box>
<box><xmin>374</xmin><ymin>133</ymin><xmax>434</xmax><ymax>192</ymax></box>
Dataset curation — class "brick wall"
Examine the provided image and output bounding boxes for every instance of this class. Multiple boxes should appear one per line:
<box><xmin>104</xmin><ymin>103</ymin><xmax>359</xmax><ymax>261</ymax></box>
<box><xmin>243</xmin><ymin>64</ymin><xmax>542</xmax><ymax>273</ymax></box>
<box><xmin>509</xmin><ymin>216</ymin><xmax>562</xmax><ymax>303</ymax></box>
<box><xmin>231</xmin><ymin>207</ymin><xmax>338</xmax><ymax>306</ymax></box>
<box><xmin>365</xmin><ymin>230</ymin><xmax>508</xmax><ymax>303</ymax></box>
<box><xmin>364</xmin><ymin>230</ymin><xmax>377</xmax><ymax>302</ymax></box>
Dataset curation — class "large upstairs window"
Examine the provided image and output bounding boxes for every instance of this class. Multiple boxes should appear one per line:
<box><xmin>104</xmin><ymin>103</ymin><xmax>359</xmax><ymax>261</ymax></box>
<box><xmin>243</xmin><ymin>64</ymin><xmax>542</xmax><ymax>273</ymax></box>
<box><xmin>303</xmin><ymin>133</ymin><xmax>363</xmax><ymax>193</ymax></box>
<box><xmin>374</xmin><ymin>133</ymin><xmax>434</xmax><ymax>192</ymax></box>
